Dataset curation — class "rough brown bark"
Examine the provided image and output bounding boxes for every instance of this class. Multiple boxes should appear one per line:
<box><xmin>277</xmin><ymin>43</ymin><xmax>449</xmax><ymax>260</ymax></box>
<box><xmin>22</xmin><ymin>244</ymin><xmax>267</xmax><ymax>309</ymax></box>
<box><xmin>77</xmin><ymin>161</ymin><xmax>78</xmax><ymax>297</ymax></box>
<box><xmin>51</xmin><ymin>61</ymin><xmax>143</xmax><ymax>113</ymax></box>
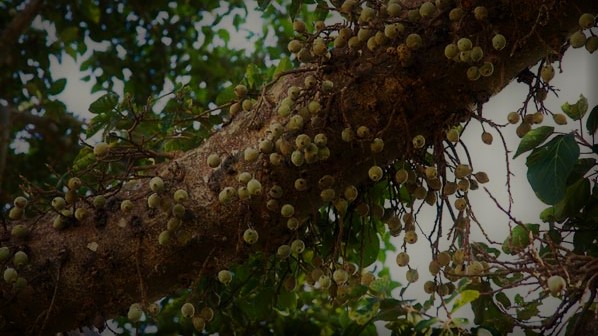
<box><xmin>1</xmin><ymin>0</ymin><xmax>595</xmax><ymax>334</ymax></box>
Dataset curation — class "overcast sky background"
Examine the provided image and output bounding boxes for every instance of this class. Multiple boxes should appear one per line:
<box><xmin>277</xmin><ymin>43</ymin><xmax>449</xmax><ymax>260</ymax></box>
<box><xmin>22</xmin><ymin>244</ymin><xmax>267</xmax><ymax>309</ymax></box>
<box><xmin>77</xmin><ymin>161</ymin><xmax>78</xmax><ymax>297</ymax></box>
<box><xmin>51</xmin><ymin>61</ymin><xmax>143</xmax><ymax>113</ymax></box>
<box><xmin>44</xmin><ymin>4</ymin><xmax>597</xmax><ymax>334</ymax></box>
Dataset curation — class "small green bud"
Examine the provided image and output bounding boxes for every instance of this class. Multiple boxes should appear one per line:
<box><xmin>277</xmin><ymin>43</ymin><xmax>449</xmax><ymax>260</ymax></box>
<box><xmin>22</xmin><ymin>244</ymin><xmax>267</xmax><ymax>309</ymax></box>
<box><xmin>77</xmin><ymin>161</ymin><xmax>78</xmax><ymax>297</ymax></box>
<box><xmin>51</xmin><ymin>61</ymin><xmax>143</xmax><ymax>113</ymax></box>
<box><xmin>147</xmin><ymin>193</ymin><xmax>161</xmax><ymax>208</ymax></box>
<box><xmin>13</xmin><ymin>196</ymin><xmax>28</xmax><ymax>209</ymax></box>
<box><xmin>121</xmin><ymin>200</ymin><xmax>134</xmax><ymax>212</ymax></box>
<box><xmin>457</xmin><ymin>38</ymin><xmax>472</xmax><ymax>51</ymax></box>
<box><xmin>4</xmin><ymin>267</ymin><xmax>18</xmax><ymax>283</ymax></box>
<box><xmin>247</xmin><ymin>178</ymin><xmax>262</xmax><ymax>196</ymax></box>
<box><xmin>67</xmin><ymin>177</ymin><xmax>82</xmax><ymax>190</ymax></box>
<box><xmin>291</xmin><ymin>239</ymin><xmax>305</xmax><ymax>254</ymax></box>
<box><xmin>172</xmin><ymin>204</ymin><xmax>185</xmax><ymax>218</ymax></box>
<box><xmin>473</xmin><ymin>6</ymin><xmax>488</xmax><ymax>21</ymax></box>
<box><xmin>93</xmin><ymin>142</ymin><xmax>110</xmax><ymax>158</ymax></box>
<box><xmin>181</xmin><ymin>302</ymin><xmax>195</xmax><ymax>318</ymax></box>
<box><xmin>281</xmin><ymin>204</ymin><xmax>295</xmax><ymax>218</ymax></box>
<box><xmin>0</xmin><ymin>247</ymin><xmax>10</xmax><ymax>261</ymax></box>
<box><xmin>149</xmin><ymin>176</ymin><xmax>165</xmax><ymax>193</ymax></box>
<box><xmin>234</xmin><ymin>84</ymin><xmax>248</xmax><ymax>98</ymax></box>
<box><xmin>243</xmin><ymin>228</ymin><xmax>259</xmax><ymax>244</ymax></box>
<box><xmin>368</xmin><ymin>166</ymin><xmax>383</xmax><ymax>182</ymax></box>
<box><xmin>93</xmin><ymin>195</ymin><xmax>106</xmax><ymax>209</ymax></box>
<box><xmin>13</xmin><ymin>251</ymin><xmax>28</xmax><ymax>267</ymax></box>
<box><xmin>218</xmin><ymin>270</ymin><xmax>233</xmax><ymax>284</ymax></box>
<box><xmin>11</xmin><ymin>224</ymin><xmax>29</xmax><ymax>238</ymax></box>
<box><xmin>207</xmin><ymin>154</ymin><xmax>221</xmax><ymax>168</ymax></box>
<box><xmin>127</xmin><ymin>303</ymin><xmax>143</xmax><ymax>322</ymax></box>
<box><xmin>412</xmin><ymin>135</ymin><xmax>426</xmax><ymax>148</ymax></box>
<box><xmin>405</xmin><ymin>33</ymin><xmax>423</xmax><ymax>50</ymax></box>
<box><xmin>8</xmin><ymin>207</ymin><xmax>23</xmax><ymax>220</ymax></box>
<box><xmin>52</xmin><ymin>197</ymin><xmax>66</xmax><ymax>210</ymax></box>
<box><xmin>244</xmin><ymin>147</ymin><xmax>259</xmax><ymax>162</ymax></box>
<box><xmin>492</xmin><ymin>34</ymin><xmax>506</xmax><ymax>50</ymax></box>
<box><xmin>218</xmin><ymin>187</ymin><xmax>237</xmax><ymax>203</ymax></box>
<box><xmin>174</xmin><ymin>189</ymin><xmax>189</xmax><ymax>202</ymax></box>
<box><xmin>158</xmin><ymin>230</ymin><xmax>170</xmax><ymax>245</ymax></box>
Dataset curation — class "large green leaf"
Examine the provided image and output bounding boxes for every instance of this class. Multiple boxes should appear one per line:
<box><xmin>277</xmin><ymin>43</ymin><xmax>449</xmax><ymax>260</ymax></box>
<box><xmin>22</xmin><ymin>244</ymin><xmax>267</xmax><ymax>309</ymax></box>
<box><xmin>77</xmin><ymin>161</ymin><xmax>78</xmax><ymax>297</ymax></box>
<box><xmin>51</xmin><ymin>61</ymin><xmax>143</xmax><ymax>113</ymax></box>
<box><xmin>513</xmin><ymin>126</ymin><xmax>554</xmax><ymax>159</ymax></box>
<box><xmin>526</xmin><ymin>134</ymin><xmax>580</xmax><ymax>205</ymax></box>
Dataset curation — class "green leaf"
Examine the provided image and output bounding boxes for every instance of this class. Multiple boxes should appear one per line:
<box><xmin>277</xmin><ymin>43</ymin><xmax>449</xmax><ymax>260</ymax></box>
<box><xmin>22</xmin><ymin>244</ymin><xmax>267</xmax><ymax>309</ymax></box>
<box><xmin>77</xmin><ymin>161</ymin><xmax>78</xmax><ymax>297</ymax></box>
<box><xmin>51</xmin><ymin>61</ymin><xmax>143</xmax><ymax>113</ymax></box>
<box><xmin>516</xmin><ymin>302</ymin><xmax>540</xmax><ymax>320</ymax></box>
<box><xmin>414</xmin><ymin>317</ymin><xmax>439</xmax><ymax>332</ymax></box>
<box><xmin>539</xmin><ymin>207</ymin><xmax>559</xmax><ymax>222</ymax></box>
<box><xmin>375</xmin><ymin>298</ymin><xmax>407</xmax><ymax>321</ymax></box>
<box><xmin>273</xmin><ymin>56</ymin><xmax>292</xmax><ymax>78</ymax></box>
<box><xmin>82</xmin><ymin>0</ymin><xmax>101</xmax><ymax>24</ymax></box>
<box><xmin>451</xmin><ymin>289</ymin><xmax>480</xmax><ymax>313</ymax></box>
<box><xmin>257</xmin><ymin>0</ymin><xmax>272</xmax><ymax>10</ymax></box>
<box><xmin>347</xmin><ymin>220</ymin><xmax>380</xmax><ymax>267</ymax></box>
<box><xmin>314</xmin><ymin>1</ymin><xmax>330</xmax><ymax>21</ymax></box>
<box><xmin>553</xmin><ymin>178</ymin><xmax>591</xmax><ymax>218</ymax></box>
<box><xmin>526</xmin><ymin>134</ymin><xmax>580</xmax><ymax>205</ymax></box>
<box><xmin>59</xmin><ymin>27</ymin><xmax>79</xmax><ymax>44</ymax></box>
<box><xmin>48</xmin><ymin>78</ymin><xmax>67</xmax><ymax>95</ymax></box>
<box><xmin>586</xmin><ymin>105</ymin><xmax>598</xmax><ymax>134</ymax></box>
<box><xmin>85</xmin><ymin>113</ymin><xmax>111</xmax><ymax>137</ymax></box>
<box><xmin>217</xmin><ymin>28</ymin><xmax>230</xmax><ymax>44</ymax></box>
<box><xmin>513</xmin><ymin>126</ymin><xmax>554</xmax><ymax>159</ymax></box>
<box><xmin>244</xmin><ymin>63</ymin><xmax>261</xmax><ymax>88</ymax></box>
<box><xmin>88</xmin><ymin>92</ymin><xmax>119</xmax><ymax>115</ymax></box>
<box><xmin>561</xmin><ymin>94</ymin><xmax>588</xmax><ymax>120</ymax></box>
<box><xmin>469</xmin><ymin>283</ymin><xmax>515</xmax><ymax>334</ymax></box>
<box><xmin>72</xmin><ymin>151</ymin><xmax>95</xmax><ymax>172</ymax></box>
<box><xmin>567</xmin><ymin>158</ymin><xmax>597</xmax><ymax>184</ymax></box>
<box><xmin>573</xmin><ymin>230</ymin><xmax>597</xmax><ymax>254</ymax></box>
<box><xmin>275</xmin><ymin>289</ymin><xmax>297</xmax><ymax>311</ymax></box>
<box><xmin>471</xmin><ymin>242</ymin><xmax>501</xmax><ymax>258</ymax></box>
<box><xmin>495</xmin><ymin>292</ymin><xmax>511</xmax><ymax>308</ymax></box>
<box><xmin>215</xmin><ymin>85</ymin><xmax>235</xmax><ymax>106</ymax></box>
<box><xmin>289</xmin><ymin>0</ymin><xmax>303</xmax><ymax>20</ymax></box>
